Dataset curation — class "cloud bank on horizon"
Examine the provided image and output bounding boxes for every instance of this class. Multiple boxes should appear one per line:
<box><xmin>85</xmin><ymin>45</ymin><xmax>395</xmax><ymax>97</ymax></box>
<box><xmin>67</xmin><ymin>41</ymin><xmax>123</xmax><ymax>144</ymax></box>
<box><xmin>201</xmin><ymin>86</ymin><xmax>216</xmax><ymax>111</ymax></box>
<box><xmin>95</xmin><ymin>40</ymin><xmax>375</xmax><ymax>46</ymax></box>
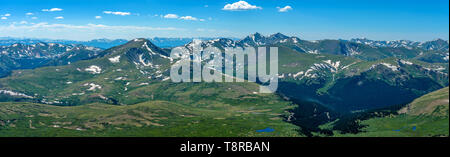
<box><xmin>0</xmin><ymin>0</ymin><xmax>448</xmax><ymax>41</ymax></box>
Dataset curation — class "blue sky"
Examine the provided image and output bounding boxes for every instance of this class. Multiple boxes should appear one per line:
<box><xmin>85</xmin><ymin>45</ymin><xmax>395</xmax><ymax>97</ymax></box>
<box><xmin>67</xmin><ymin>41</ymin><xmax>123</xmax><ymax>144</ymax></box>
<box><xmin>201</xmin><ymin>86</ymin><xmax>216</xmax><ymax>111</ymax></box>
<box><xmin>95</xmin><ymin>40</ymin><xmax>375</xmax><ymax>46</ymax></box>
<box><xmin>0</xmin><ymin>0</ymin><xmax>448</xmax><ymax>41</ymax></box>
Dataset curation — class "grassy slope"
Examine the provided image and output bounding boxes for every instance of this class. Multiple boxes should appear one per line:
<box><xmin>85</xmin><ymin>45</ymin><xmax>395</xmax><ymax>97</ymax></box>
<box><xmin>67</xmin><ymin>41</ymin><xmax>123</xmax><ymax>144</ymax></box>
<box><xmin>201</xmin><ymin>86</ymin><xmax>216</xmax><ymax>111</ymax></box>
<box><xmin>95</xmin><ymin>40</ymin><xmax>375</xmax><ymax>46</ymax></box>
<box><xmin>0</xmin><ymin>60</ymin><xmax>301</xmax><ymax>136</ymax></box>
<box><xmin>336</xmin><ymin>87</ymin><xmax>449</xmax><ymax>137</ymax></box>
<box><xmin>0</xmin><ymin>89</ymin><xmax>300</xmax><ymax>137</ymax></box>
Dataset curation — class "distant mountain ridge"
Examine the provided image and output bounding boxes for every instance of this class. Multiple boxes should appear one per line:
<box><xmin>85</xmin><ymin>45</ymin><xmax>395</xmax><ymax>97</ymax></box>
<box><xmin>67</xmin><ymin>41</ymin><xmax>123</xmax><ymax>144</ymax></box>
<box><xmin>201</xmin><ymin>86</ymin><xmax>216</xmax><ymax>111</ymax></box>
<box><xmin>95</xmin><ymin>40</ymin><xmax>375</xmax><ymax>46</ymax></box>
<box><xmin>3</xmin><ymin>35</ymin><xmax>447</xmax><ymax>50</ymax></box>
<box><xmin>0</xmin><ymin>42</ymin><xmax>102</xmax><ymax>77</ymax></box>
<box><xmin>0</xmin><ymin>37</ymin><xmax>235</xmax><ymax>49</ymax></box>
<box><xmin>177</xmin><ymin>32</ymin><xmax>448</xmax><ymax>63</ymax></box>
<box><xmin>237</xmin><ymin>32</ymin><xmax>300</xmax><ymax>47</ymax></box>
<box><xmin>350</xmin><ymin>38</ymin><xmax>449</xmax><ymax>51</ymax></box>
<box><xmin>0</xmin><ymin>42</ymin><xmax>101</xmax><ymax>59</ymax></box>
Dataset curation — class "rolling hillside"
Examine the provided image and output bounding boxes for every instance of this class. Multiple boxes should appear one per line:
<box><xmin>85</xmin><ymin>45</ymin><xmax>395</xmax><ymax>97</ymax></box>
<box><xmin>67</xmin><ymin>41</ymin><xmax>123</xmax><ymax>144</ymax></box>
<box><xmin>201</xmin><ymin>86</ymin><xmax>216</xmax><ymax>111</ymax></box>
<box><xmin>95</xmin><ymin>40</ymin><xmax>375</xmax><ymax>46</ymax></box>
<box><xmin>336</xmin><ymin>87</ymin><xmax>449</xmax><ymax>137</ymax></box>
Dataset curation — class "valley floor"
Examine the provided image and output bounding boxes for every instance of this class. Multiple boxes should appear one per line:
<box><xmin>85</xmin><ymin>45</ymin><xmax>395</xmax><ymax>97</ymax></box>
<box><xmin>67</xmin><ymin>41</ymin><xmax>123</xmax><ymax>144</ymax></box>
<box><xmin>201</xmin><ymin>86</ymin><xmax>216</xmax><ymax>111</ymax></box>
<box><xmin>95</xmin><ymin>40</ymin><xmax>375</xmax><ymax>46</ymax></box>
<box><xmin>1</xmin><ymin>94</ymin><xmax>448</xmax><ymax>137</ymax></box>
<box><xmin>0</xmin><ymin>101</ymin><xmax>301</xmax><ymax>137</ymax></box>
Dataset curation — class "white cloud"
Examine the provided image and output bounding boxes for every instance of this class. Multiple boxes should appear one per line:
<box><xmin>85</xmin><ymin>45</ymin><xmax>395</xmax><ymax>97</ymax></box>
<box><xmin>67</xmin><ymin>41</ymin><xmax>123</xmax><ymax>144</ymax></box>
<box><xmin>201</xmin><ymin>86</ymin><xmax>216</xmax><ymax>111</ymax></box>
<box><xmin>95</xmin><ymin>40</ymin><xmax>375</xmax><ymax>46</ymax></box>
<box><xmin>4</xmin><ymin>14</ymin><xmax>11</xmax><ymax>17</ymax></box>
<box><xmin>54</xmin><ymin>16</ymin><xmax>64</xmax><ymax>19</ymax></box>
<box><xmin>164</xmin><ymin>14</ymin><xmax>179</xmax><ymax>19</ymax></box>
<box><xmin>1</xmin><ymin>17</ymin><xmax>6</xmax><ymax>20</ymax></box>
<box><xmin>180</xmin><ymin>16</ymin><xmax>198</xmax><ymax>21</ymax></box>
<box><xmin>164</xmin><ymin>14</ymin><xmax>203</xmax><ymax>21</ymax></box>
<box><xmin>42</xmin><ymin>8</ymin><xmax>63</xmax><ymax>12</ymax></box>
<box><xmin>31</xmin><ymin>17</ymin><xmax>38</xmax><ymax>20</ymax></box>
<box><xmin>26</xmin><ymin>13</ymin><xmax>33</xmax><ymax>16</ymax></box>
<box><xmin>277</xmin><ymin>6</ymin><xmax>293</xmax><ymax>12</ymax></box>
<box><xmin>103</xmin><ymin>11</ymin><xmax>131</xmax><ymax>16</ymax></box>
<box><xmin>223</xmin><ymin>1</ymin><xmax>262</xmax><ymax>11</ymax></box>
<box><xmin>20</xmin><ymin>21</ymin><xmax>28</xmax><ymax>24</ymax></box>
<box><xmin>95</xmin><ymin>16</ymin><xmax>102</xmax><ymax>19</ymax></box>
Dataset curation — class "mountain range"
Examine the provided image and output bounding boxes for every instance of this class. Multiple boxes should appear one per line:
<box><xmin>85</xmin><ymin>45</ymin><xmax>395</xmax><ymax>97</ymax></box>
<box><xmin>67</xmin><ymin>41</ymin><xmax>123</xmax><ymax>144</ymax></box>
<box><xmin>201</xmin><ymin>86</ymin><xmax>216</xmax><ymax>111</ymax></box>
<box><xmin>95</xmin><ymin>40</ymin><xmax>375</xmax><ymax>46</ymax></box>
<box><xmin>0</xmin><ymin>33</ymin><xmax>448</xmax><ymax>137</ymax></box>
<box><xmin>350</xmin><ymin>38</ymin><xmax>449</xmax><ymax>51</ymax></box>
<box><xmin>0</xmin><ymin>43</ymin><xmax>102</xmax><ymax>77</ymax></box>
<box><xmin>0</xmin><ymin>37</ymin><xmax>229</xmax><ymax>49</ymax></box>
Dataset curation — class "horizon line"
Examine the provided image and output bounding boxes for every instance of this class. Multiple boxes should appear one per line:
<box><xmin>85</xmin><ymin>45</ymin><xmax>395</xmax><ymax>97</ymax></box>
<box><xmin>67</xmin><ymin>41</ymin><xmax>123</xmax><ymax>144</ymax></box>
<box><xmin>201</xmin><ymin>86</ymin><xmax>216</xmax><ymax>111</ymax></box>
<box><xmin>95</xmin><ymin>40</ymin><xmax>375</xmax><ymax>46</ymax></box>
<box><xmin>1</xmin><ymin>35</ymin><xmax>449</xmax><ymax>43</ymax></box>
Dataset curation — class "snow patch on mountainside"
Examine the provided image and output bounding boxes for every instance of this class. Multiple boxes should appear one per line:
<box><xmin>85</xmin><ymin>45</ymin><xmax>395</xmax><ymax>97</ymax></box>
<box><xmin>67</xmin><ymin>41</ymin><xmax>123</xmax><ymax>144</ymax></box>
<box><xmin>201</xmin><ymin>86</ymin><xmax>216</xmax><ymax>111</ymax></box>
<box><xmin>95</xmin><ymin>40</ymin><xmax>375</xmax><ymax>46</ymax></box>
<box><xmin>83</xmin><ymin>83</ymin><xmax>102</xmax><ymax>91</ymax></box>
<box><xmin>341</xmin><ymin>61</ymin><xmax>359</xmax><ymax>70</ymax></box>
<box><xmin>109</xmin><ymin>55</ymin><xmax>121</xmax><ymax>63</ymax></box>
<box><xmin>307</xmin><ymin>50</ymin><xmax>319</xmax><ymax>54</ymax></box>
<box><xmin>139</xmin><ymin>82</ymin><xmax>149</xmax><ymax>86</ymax></box>
<box><xmin>85</xmin><ymin>65</ymin><xmax>102</xmax><ymax>74</ymax></box>
<box><xmin>399</xmin><ymin>60</ymin><xmax>413</xmax><ymax>65</ymax></box>
<box><xmin>0</xmin><ymin>89</ymin><xmax>34</xmax><ymax>98</ymax></box>
<box><xmin>143</xmin><ymin>42</ymin><xmax>173</xmax><ymax>61</ymax></box>
<box><xmin>370</xmin><ymin>63</ymin><xmax>399</xmax><ymax>71</ymax></box>
<box><xmin>115</xmin><ymin>77</ymin><xmax>126</xmax><ymax>81</ymax></box>
<box><xmin>293</xmin><ymin>71</ymin><xmax>304</xmax><ymax>78</ymax></box>
<box><xmin>323</xmin><ymin>60</ymin><xmax>340</xmax><ymax>72</ymax></box>
<box><xmin>162</xmin><ymin>77</ymin><xmax>171</xmax><ymax>81</ymax></box>
<box><xmin>138</xmin><ymin>54</ymin><xmax>152</xmax><ymax>67</ymax></box>
<box><xmin>283</xmin><ymin>60</ymin><xmax>346</xmax><ymax>80</ymax></box>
